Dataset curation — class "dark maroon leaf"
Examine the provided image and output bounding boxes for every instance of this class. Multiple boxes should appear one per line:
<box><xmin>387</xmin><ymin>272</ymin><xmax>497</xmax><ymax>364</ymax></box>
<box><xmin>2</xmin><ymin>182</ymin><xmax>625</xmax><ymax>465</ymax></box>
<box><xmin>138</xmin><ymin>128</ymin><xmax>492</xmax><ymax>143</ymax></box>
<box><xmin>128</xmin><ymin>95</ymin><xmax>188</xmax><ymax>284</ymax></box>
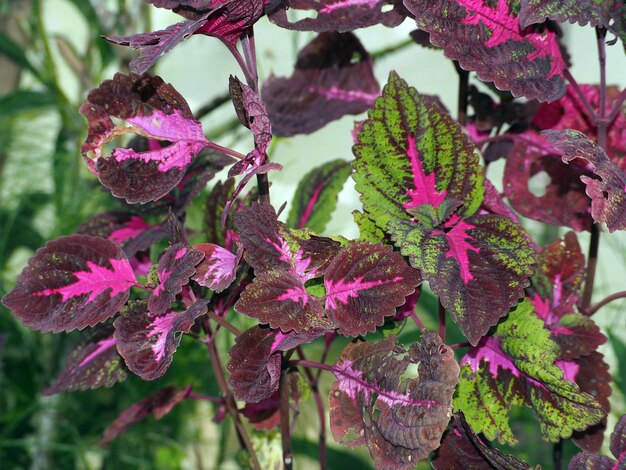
<box><xmin>2</xmin><ymin>235</ymin><xmax>136</xmax><ymax>333</ymax></box>
<box><xmin>503</xmin><ymin>131</ymin><xmax>594</xmax><ymax>231</ymax></box>
<box><xmin>114</xmin><ymin>300</ymin><xmax>208</xmax><ymax>380</ymax></box>
<box><xmin>149</xmin><ymin>243</ymin><xmax>204</xmax><ymax>316</ymax></box>
<box><xmin>44</xmin><ymin>335</ymin><xmax>128</xmax><ymax>395</ymax></box>
<box><xmin>205</xmin><ymin>178</ymin><xmax>237</xmax><ymax>247</ymax></box>
<box><xmin>80</xmin><ymin>73</ymin><xmax>209</xmax><ymax>203</ymax></box>
<box><xmin>262</xmin><ymin>32</ymin><xmax>379</xmax><ymax>137</ymax></box>
<box><xmin>227</xmin><ymin>326</ymin><xmax>324</xmax><ymax>402</ymax></box>
<box><xmin>432</xmin><ymin>413</ymin><xmax>534</xmax><ymax>469</ymax></box>
<box><xmin>235</xmin><ymin>269</ymin><xmax>327</xmax><ymax>332</ymax></box>
<box><xmin>228</xmin><ymin>76</ymin><xmax>272</xmax><ymax>151</ymax></box>
<box><xmin>389</xmin><ymin>214</ymin><xmax>535</xmax><ymax>346</ymax></box>
<box><xmin>544</xmin><ymin>129</ymin><xmax>626</xmax><ymax>232</ymax></box>
<box><xmin>101</xmin><ymin>385</ymin><xmax>192</xmax><ymax>444</ymax></box>
<box><xmin>479</xmin><ymin>178</ymin><xmax>521</xmax><ymax>224</ymax></box>
<box><xmin>241</xmin><ymin>391</ymin><xmax>281</xmax><ymax>429</ymax></box>
<box><xmin>329</xmin><ymin>333</ymin><xmax>459</xmax><ymax>469</ymax></box>
<box><xmin>192</xmin><ymin>243</ymin><xmax>239</xmax><ymax>292</ymax></box>
<box><xmin>269</xmin><ymin>0</ymin><xmax>406</xmax><ymax>32</ymax></box>
<box><xmin>104</xmin><ymin>17</ymin><xmax>210</xmax><ymax>74</ymax></box>
<box><xmin>404</xmin><ymin>0</ymin><xmax>567</xmax><ymax>102</ymax></box>
<box><xmin>570</xmin><ymin>413</ymin><xmax>626</xmax><ymax>469</ymax></box>
<box><xmin>323</xmin><ymin>243</ymin><xmax>421</xmax><ymax>336</ymax></box>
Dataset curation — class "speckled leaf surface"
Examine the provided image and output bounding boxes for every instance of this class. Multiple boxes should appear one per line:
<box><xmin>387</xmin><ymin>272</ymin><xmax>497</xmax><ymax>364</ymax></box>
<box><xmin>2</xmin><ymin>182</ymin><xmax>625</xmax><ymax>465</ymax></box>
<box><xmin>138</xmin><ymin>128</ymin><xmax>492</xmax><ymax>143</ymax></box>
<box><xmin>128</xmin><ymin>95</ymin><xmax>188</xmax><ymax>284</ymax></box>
<box><xmin>404</xmin><ymin>0</ymin><xmax>567</xmax><ymax>101</ymax></box>
<box><xmin>44</xmin><ymin>334</ymin><xmax>128</xmax><ymax>395</ymax></box>
<box><xmin>570</xmin><ymin>414</ymin><xmax>626</xmax><ymax>469</ymax></box>
<box><xmin>353</xmin><ymin>71</ymin><xmax>483</xmax><ymax>232</ymax></box>
<box><xmin>545</xmin><ymin>129</ymin><xmax>626</xmax><ymax>232</ymax></box>
<box><xmin>2</xmin><ymin>235</ymin><xmax>136</xmax><ymax>333</ymax></box>
<box><xmin>432</xmin><ymin>413</ymin><xmax>535</xmax><ymax>469</ymax></box>
<box><xmin>329</xmin><ymin>333</ymin><xmax>459</xmax><ymax>469</ymax></box>
<box><xmin>148</xmin><ymin>243</ymin><xmax>204</xmax><ymax>316</ymax></box>
<box><xmin>323</xmin><ymin>243</ymin><xmax>421</xmax><ymax>336</ymax></box>
<box><xmin>114</xmin><ymin>300</ymin><xmax>208</xmax><ymax>380</ymax></box>
<box><xmin>389</xmin><ymin>214</ymin><xmax>535</xmax><ymax>345</ymax></box>
<box><xmin>288</xmin><ymin>159</ymin><xmax>352</xmax><ymax>232</ymax></box>
<box><xmin>456</xmin><ymin>301</ymin><xmax>605</xmax><ymax>445</ymax></box>
<box><xmin>101</xmin><ymin>385</ymin><xmax>192</xmax><ymax>444</ymax></box>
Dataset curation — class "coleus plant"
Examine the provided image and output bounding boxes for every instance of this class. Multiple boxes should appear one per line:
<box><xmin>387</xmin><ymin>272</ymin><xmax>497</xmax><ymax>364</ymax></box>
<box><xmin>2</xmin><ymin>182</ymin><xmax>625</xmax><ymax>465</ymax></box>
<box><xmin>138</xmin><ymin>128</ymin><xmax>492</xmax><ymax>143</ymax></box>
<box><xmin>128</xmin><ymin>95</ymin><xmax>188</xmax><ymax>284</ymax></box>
<box><xmin>2</xmin><ymin>0</ymin><xmax>626</xmax><ymax>468</ymax></box>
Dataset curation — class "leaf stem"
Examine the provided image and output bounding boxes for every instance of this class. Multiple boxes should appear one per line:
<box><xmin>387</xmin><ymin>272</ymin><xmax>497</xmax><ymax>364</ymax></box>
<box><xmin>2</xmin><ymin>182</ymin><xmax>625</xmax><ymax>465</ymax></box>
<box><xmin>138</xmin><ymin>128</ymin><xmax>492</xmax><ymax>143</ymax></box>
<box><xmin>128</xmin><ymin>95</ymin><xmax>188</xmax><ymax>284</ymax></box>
<box><xmin>582</xmin><ymin>224</ymin><xmax>600</xmax><ymax>310</ymax></box>
<box><xmin>449</xmin><ymin>342</ymin><xmax>471</xmax><ymax>350</ymax></box>
<box><xmin>604</xmin><ymin>87</ymin><xmax>626</xmax><ymax>125</ymax></box>
<box><xmin>438</xmin><ymin>301</ymin><xmax>446</xmax><ymax>342</ymax></box>
<box><xmin>297</xmin><ymin>348</ymin><xmax>327</xmax><ymax>470</ymax></box>
<box><xmin>204</xmin><ymin>141</ymin><xmax>246</xmax><ymax>160</ymax></box>
<box><xmin>563</xmin><ymin>69</ymin><xmax>598</xmax><ymax>122</ymax></box>
<box><xmin>202</xmin><ymin>321</ymin><xmax>261</xmax><ymax>469</ymax></box>
<box><xmin>370</xmin><ymin>37</ymin><xmax>414</xmax><ymax>60</ymax></box>
<box><xmin>279</xmin><ymin>369</ymin><xmax>294</xmax><ymax>470</ymax></box>
<box><xmin>410</xmin><ymin>311</ymin><xmax>426</xmax><ymax>332</ymax></box>
<box><xmin>207</xmin><ymin>310</ymin><xmax>241</xmax><ymax>336</ymax></box>
<box><xmin>454</xmin><ymin>61</ymin><xmax>469</xmax><ymax>126</ymax></box>
<box><xmin>553</xmin><ymin>439</ymin><xmax>563</xmax><ymax>470</ymax></box>
<box><xmin>584</xmin><ymin>290</ymin><xmax>626</xmax><ymax>316</ymax></box>
<box><xmin>291</xmin><ymin>359</ymin><xmax>334</xmax><ymax>373</ymax></box>
<box><xmin>241</xmin><ymin>29</ymin><xmax>259</xmax><ymax>92</ymax></box>
<box><xmin>187</xmin><ymin>391</ymin><xmax>223</xmax><ymax>403</ymax></box>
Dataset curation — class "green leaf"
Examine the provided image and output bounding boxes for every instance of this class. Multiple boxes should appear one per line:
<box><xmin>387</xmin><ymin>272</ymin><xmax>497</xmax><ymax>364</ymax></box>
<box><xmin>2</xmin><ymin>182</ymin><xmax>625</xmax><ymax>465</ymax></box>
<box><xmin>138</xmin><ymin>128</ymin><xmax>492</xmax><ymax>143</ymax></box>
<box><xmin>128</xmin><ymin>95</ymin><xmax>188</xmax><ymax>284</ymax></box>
<box><xmin>287</xmin><ymin>159</ymin><xmax>352</xmax><ymax>232</ymax></box>
<box><xmin>0</xmin><ymin>32</ymin><xmax>40</xmax><ymax>79</ymax></box>
<box><xmin>352</xmin><ymin>210</ymin><xmax>385</xmax><ymax>243</ymax></box>
<box><xmin>455</xmin><ymin>300</ymin><xmax>605</xmax><ymax>444</ymax></box>
<box><xmin>352</xmin><ymin>71</ymin><xmax>483</xmax><ymax>232</ymax></box>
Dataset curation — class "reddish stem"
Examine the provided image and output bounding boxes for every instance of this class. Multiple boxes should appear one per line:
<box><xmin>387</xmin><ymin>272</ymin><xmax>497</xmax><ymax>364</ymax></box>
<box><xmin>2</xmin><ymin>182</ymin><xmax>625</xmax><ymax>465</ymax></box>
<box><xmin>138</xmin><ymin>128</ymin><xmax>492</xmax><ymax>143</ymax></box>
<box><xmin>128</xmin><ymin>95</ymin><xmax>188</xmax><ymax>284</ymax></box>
<box><xmin>584</xmin><ymin>290</ymin><xmax>626</xmax><ymax>316</ymax></box>
<box><xmin>450</xmin><ymin>342</ymin><xmax>471</xmax><ymax>350</ymax></box>
<box><xmin>410</xmin><ymin>311</ymin><xmax>426</xmax><ymax>332</ymax></box>
<box><xmin>564</xmin><ymin>69</ymin><xmax>598</xmax><ymax>121</ymax></box>
<box><xmin>438</xmin><ymin>301</ymin><xmax>446</xmax><ymax>342</ymax></box>
<box><xmin>291</xmin><ymin>359</ymin><xmax>334</xmax><ymax>372</ymax></box>
<box><xmin>204</xmin><ymin>141</ymin><xmax>246</xmax><ymax>160</ymax></box>
<box><xmin>187</xmin><ymin>391</ymin><xmax>222</xmax><ymax>403</ymax></box>
<box><xmin>279</xmin><ymin>370</ymin><xmax>294</xmax><ymax>470</ymax></box>
<box><xmin>604</xmin><ymin>87</ymin><xmax>626</xmax><ymax>125</ymax></box>
<box><xmin>207</xmin><ymin>310</ymin><xmax>241</xmax><ymax>336</ymax></box>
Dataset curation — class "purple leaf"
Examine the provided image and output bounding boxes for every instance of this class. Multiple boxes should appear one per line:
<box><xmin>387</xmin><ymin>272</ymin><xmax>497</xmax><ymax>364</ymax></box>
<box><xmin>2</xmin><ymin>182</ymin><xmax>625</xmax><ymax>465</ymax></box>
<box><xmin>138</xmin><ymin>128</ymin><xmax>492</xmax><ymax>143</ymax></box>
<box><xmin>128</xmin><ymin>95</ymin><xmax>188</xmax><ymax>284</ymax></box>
<box><xmin>44</xmin><ymin>335</ymin><xmax>128</xmax><ymax>395</ymax></box>
<box><xmin>389</xmin><ymin>214</ymin><xmax>536</xmax><ymax>345</ymax></box>
<box><xmin>101</xmin><ymin>385</ymin><xmax>192</xmax><ymax>444</ymax></box>
<box><xmin>241</xmin><ymin>391</ymin><xmax>281</xmax><ymax>429</ymax></box>
<box><xmin>229</xmin><ymin>76</ymin><xmax>272</xmax><ymax>152</ymax></box>
<box><xmin>262</xmin><ymin>32</ymin><xmax>379</xmax><ymax>137</ymax></box>
<box><xmin>269</xmin><ymin>0</ymin><xmax>406</xmax><ymax>32</ymax></box>
<box><xmin>149</xmin><ymin>243</ymin><xmax>205</xmax><ymax>316</ymax></box>
<box><xmin>227</xmin><ymin>326</ymin><xmax>324</xmax><ymax>402</ymax></box>
<box><xmin>80</xmin><ymin>73</ymin><xmax>209</xmax><ymax>203</ymax></box>
<box><xmin>104</xmin><ymin>18</ymin><xmax>210</xmax><ymax>74</ymax></box>
<box><xmin>114</xmin><ymin>300</ymin><xmax>208</xmax><ymax>380</ymax></box>
<box><xmin>432</xmin><ymin>413</ymin><xmax>534</xmax><ymax>469</ymax></box>
<box><xmin>192</xmin><ymin>243</ymin><xmax>239</xmax><ymax>292</ymax></box>
<box><xmin>323</xmin><ymin>243</ymin><xmax>421</xmax><ymax>336</ymax></box>
<box><xmin>503</xmin><ymin>131</ymin><xmax>594</xmax><ymax>231</ymax></box>
<box><xmin>570</xmin><ymin>414</ymin><xmax>626</xmax><ymax>469</ymax></box>
<box><xmin>235</xmin><ymin>269</ymin><xmax>327</xmax><ymax>332</ymax></box>
<box><xmin>329</xmin><ymin>333</ymin><xmax>459</xmax><ymax>468</ymax></box>
<box><xmin>544</xmin><ymin>129</ymin><xmax>626</xmax><ymax>232</ymax></box>
<box><xmin>2</xmin><ymin>235</ymin><xmax>136</xmax><ymax>333</ymax></box>
<box><xmin>404</xmin><ymin>0</ymin><xmax>567</xmax><ymax>101</ymax></box>
<box><xmin>519</xmin><ymin>0</ymin><xmax>624</xmax><ymax>33</ymax></box>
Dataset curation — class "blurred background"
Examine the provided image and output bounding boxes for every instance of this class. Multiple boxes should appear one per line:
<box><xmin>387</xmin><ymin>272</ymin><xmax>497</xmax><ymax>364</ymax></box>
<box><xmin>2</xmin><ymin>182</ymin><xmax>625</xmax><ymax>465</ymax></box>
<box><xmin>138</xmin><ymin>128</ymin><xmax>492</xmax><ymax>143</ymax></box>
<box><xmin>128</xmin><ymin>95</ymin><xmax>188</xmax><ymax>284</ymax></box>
<box><xmin>1</xmin><ymin>0</ymin><xmax>625</xmax><ymax>468</ymax></box>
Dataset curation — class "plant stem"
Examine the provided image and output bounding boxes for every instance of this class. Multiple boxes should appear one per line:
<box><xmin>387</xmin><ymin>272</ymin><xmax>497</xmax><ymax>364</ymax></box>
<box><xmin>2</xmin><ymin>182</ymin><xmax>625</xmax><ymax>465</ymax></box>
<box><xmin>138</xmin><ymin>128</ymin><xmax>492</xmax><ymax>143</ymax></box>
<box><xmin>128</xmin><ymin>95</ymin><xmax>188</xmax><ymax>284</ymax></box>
<box><xmin>370</xmin><ymin>37</ymin><xmax>414</xmax><ymax>60</ymax></box>
<box><xmin>582</xmin><ymin>224</ymin><xmax>600</xmax><ymax>312</ymax></box>
<box><xmin>297</xmin><ymin>348</ymin><xmax>327</xmax><ymax>470</ymax></box>
<box><xmin>203</xmin><ymin>321</ymin><xmax>261</xmax><ymax>470</ymax></box>
<box><xmin>241</xmin><ymin>29</ymin><xmax>258</xmax><ymax>92</ymax></box>
<box><xmin>196</xmin><ymin>92</ymin><xmax>231</xmax><ymax>120</ymax></box>
<box><xmin>553</xmin><ymin>439</ymin><xmax>563</xmax><ymax>470</ymax></box>
<box><xmin>563</xmin><ymin>69</ymin><xmax>598</xmax><ymax>121</ymax></box>
<box><xmin>438</xmin><ymin>301</ymin><xmax>446</xmax><ymax>342</ymax></box>
<box><xmin>604</xmin><ymin>87</ymin><xmax>626</xmax><ymax>125</ymax></box>
<box><xmin>204</xmin><ymin>141</ymin><xmax>246</xmax><ymax>160</ymax></box>
<box><xmin>207</xmin><ymin>310</ymin><xmax>241</xmax><ymax>336</ymax></box>
<box><xmin>280</xmin><ymin>369</ymin><xmax>294</xmax><ymax>470</ymax></box>
<box><xmin>410</xmin><ymin>311</ymin><xmax>426</xmax><ymax>332</ymax></box>
<box><xmin>450</xmin><ymin>342</ymin><xmax>471</xmax><ymax>350</ymax></box>
<box><xmin>187</xmin><ymin>391</ymin><xmax>222</xmax><ymax>403</ymax></box>
<box><xmin>585</xmin><ymin>290</ymin><xmax>626</xmax><ymax>315</ymax></box>
<box><xmin>454</xmin><ymin>61</ymin><xmax>469</xmax><ymax>126</ymax></box>
<box><xmin>291</xmin><ymin>359</ymin><xmax>334</xmax><ymax>372</ymax></box>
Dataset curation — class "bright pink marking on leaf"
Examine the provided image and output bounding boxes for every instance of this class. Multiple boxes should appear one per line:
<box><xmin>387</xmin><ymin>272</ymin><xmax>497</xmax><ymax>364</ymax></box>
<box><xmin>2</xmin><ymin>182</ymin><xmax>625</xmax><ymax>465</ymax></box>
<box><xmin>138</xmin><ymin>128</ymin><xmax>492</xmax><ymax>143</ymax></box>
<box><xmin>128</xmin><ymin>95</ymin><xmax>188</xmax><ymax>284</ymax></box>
<box><xmin>299</xmin><ymin>183</ymin><xmax>325</xmax><ymax>229</ymax></box>
<box><xmin>34</xmin><ymin>259</ymin><xmax>136</xmax><ymax>302</ymax></box>
<box><xmin>432</xmin><ymin>216</ymin><xmax>479</xmax><ymax>283</ymax></box>
<box><xmin>403</xmin><ymin>134</ymin><xmax>447</xmax><ymax>210</ymax></box>
<box><xmin>265</xmin><ymin>237</ymin><xmax>292</xmax><ymax>265</ymax></box>
<box><xmin>270</xmin><ymin>331</ymin><xmax>289</xmax><ymax>354</ymax></box>
<box><xmin>78</xmin><ymin>337</ymin><xmax>117</xmax><ymax>367</ymax></box>
<box><xmin>113</xmin><ymin>140</ymin><xmax>206</xmax><ymax>172</ymax></box>
<box><xmin>325</xmin><ymin>276</ymin><xmax>403</xmax><ymax>311</ymax></box>
<box><xmin>153</xmin><ymin>248</ymin><xmax>187</xmax><ymax>296</ymax></box>
<box><xmin>555</xmin><ymin>360</ymin><xmax>579</xmax><ymax>382</ymax></box>
<box><xmin>126</xmin><ymin>110</ymin><xmax>206</xmax><ymax>144</ymax></box>
<box><xmin>174</xmin><ymin>247</ymin><xmax>187</xmax><ymax>261</ymax></box>
<box><xmin>333</xmin><ymin>360</ymin><xmax>439</xmax><ymax>407</ymax></box>
<box><xmin>319</xmin><ymin>0</ymin><xmax>380</xmax><ymax>13</ymax></box>
<box><xmin>462</xmin><ymin>336</ymin><xmax>520</xmax><ymax>378</ymax></box>
<box><xmin>277</xmin><ymin>286</ymin><xmax>309</xmax><ymax>305</ymax></box>
<box><xmin>459</xmin><ymin>0</ymin><xmax>566</xmax><ymax>79</ymax></box>
<box><xmin>109</xmin><ymin>216</ymin><xmax>151</xmax><ymax>244</ymax></box>
<box><xmin>131</xmin><ymin>256</ymin><xmax>152</xmax><ymax>277</ymax></box>
<box><xmin>197</xmin><ymin>245</ymin><xmax>237</xmax><ymax>290</ymax></box>
<box><xmin>307</xmin><ymin>86</ymin><xmax>378</xmax><ymax>105</ymax></box>
<box><xmin>292</xmin><ymin>249</ymin><xmax>314</xmax><ymax>281</ymax></box>
<box><xmin>147</xmin><ymin>312</ymin><xmax>177</xmax><ymax>362</ymax></box>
